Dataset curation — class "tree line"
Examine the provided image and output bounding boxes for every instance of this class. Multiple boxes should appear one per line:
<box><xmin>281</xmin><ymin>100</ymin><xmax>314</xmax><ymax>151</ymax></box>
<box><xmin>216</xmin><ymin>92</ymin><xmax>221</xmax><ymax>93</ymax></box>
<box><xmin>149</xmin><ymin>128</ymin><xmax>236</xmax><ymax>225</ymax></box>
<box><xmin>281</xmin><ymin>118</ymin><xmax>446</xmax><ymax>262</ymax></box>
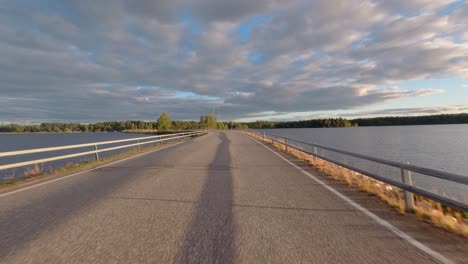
<box><xmin>2</xmin><ymin>113</ymin><xmax>466</xmax><ymax>133</ymax></box>
<box><xmin>0</xmin><ymin>113</ymin><xmax>248</xmax><ymax>133</ymax></box>
<box><xmin>244</xmin><ymin>118</ymin><xmax>356</xmax><ymax>129</ymax></box>
<box><xmin>240</xmin><ymin>113</ymin><xmax>468</xmax><ymax>128</ymax></box>
<box><xmin>0</xmin><ymin>121</ymin><xmax>156</xmax><ymax>133</ymax></box>
<box><xmin>351</xmin><ymin>113</ymin><xmax>468</xmax><ymax>126</ymax></box>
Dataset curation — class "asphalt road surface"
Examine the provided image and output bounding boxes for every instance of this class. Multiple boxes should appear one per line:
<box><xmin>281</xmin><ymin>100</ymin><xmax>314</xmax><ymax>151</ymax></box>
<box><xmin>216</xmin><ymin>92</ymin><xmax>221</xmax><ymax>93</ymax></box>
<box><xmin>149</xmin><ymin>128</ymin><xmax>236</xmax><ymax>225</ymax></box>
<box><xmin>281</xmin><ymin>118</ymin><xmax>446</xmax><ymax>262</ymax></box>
<box><xmin>0</xmin><ymin>132</ymin><xmax>461</xmax><ymax>263</ymax></box>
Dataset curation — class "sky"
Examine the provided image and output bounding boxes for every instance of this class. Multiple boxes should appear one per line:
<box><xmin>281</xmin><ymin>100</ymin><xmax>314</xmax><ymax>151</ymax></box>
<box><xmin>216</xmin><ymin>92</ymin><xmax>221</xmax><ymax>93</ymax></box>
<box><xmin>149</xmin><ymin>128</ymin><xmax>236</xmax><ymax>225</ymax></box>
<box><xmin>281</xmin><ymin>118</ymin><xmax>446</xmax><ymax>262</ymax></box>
<box><xmin>1</xmin><ymin>0</ymin><xmax>468</xmax><ymax>124</ymax></box>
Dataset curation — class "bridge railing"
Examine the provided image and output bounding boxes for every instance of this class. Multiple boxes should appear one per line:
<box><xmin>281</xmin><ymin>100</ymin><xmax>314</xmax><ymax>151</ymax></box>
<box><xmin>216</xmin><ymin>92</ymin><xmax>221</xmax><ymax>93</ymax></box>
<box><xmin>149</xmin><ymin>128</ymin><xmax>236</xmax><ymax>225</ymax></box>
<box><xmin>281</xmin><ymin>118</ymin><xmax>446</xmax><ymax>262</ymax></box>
<box><xmin>247</xmin><ymin>130</ymin><xmax>468</xmax><ymax>212</ymax></box>
<box><xmin>0</xmin><ymin>131</ymin><xmax>207</xmax><ymax>171</ymax></box>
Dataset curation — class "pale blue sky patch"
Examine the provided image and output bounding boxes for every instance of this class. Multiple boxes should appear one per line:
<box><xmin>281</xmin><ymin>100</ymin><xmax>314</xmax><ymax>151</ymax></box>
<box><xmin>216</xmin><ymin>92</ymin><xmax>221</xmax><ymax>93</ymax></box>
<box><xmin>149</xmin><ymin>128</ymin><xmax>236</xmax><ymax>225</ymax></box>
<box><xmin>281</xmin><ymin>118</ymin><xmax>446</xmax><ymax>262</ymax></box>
<box><xmin>178</xmin><ymin>11</ymin><xmax>203</xmax><ymax>35</ymax></box>
<box><xmin>396</xmin><ymin>77</ymin><xmax>466</xmax><ymax>90</ymax></box>
<box><xmin>291</xmin><ymin>59</ymin><xmax>306</xmax><ymax>70</ymax></box>
<box><xmin>437</xmin><ymin>0</ymin><xmax>467</xmax><ymax>16</ymax></box>
<box><xmin>176</xmin><ymin>10</ymin><xmax>203</xmax><ymax>57</ymax></box>
<box><xmin>173</xmin><ymin>91</ymin><xmax>199</xmax><ymax>98</ymax></box>
<box><xmin>397</xmin><ymin>78</ymin><xmax>468</xmax><ymax>106</ymax></box>
<box><xmin>248</xmin><ymin>52</ymin><xmax>266</xmax><ymax>63</ymax></box>
<box><xmin>171</xmin><ymin>91</ymin><xmax>220</xmax><ymax>101</ymax></box>
<box><xmin>235</xmin><ymin>14</ymin><xmax>273</xmax><ymax>44</ymax></box>
<box><xmin>452</xmin><ymin>34</ymin><xmax>465</xmax><ymax>44</ymax></box>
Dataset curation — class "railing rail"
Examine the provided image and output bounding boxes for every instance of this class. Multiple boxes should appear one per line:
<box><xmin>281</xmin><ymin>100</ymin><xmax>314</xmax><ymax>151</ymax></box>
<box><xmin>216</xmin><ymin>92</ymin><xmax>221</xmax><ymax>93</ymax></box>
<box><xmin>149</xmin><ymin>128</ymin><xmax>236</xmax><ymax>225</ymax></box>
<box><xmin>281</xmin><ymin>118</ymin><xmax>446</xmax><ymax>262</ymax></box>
<box><xmin>0</xmin><ymin>131</ymin><xmax>206</xmax><ymax>171</ymax></box>
<box><xmin>0</xmin><ymin>132</ymin><xmax>197</xmax><ymax>158</ymax></box>
<box><xmin>247</xmin><ymin>130</ymin><xmax>468</xmax><ymax>212</ymax></box>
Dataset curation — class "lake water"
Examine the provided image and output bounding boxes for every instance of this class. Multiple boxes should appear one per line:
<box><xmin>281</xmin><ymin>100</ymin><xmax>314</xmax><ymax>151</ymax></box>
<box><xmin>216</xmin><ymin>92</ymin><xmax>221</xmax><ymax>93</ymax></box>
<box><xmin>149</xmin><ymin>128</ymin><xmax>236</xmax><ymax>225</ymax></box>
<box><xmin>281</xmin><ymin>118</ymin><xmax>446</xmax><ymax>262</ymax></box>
<box><xmin>0</xmin><ymin>132</ymin><xmax>156</xmax><ymax>183</ymax></box>
<box><xmin>257</xmin><ymin>125</ymin><xmax>468</xmax><ymax>203</ymax></box>
<box><xmin>1</xmin><ymin>127</ymin><xmax>467</xmax><ymax>203</ymax></box>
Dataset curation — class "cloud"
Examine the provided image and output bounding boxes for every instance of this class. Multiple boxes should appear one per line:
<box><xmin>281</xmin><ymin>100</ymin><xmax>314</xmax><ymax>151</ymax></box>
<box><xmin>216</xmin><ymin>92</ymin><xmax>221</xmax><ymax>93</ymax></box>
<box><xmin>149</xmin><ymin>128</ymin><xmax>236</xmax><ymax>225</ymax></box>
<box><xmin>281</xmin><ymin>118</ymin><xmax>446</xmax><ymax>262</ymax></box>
<box><xmin>0</xmin><ymin>0</ymin><xmax>467</xmax><ymax>123</ymax></box>
<box><xmin>224</xmin><ymin>84</ymin><xmax>443</xmax><ymax>118</ymax></box>
<box><xmin>343</xmin><ymin>105</ymin><xmax>468</xmax><ymax>118</ymax></box>
<box><xmin>124</xmin><ymin>0</ymin><xmax>288</xmax><ymax>23</ymax></box>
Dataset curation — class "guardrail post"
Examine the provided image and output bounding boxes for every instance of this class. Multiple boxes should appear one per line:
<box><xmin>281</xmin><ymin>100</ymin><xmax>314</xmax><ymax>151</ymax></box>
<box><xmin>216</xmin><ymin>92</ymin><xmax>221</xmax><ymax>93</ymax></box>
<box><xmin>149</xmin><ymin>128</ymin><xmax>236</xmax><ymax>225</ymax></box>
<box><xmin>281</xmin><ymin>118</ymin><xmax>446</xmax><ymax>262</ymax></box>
<box><xmin>137</xmin><ymin>140</ymin><xmax>141</xmax><ymax>151</ymax></box>
<box><xmin>263</xmin><ymin>132</ymin><xmax>266</xmax><ymax>141</ymax></box>
<box><xmin>93</xmin><ymin>145</ymin><xmax>99</xmax><ymax>160</ymax></box>
<box><xmin>401</xmin><ymin>163</ymin><xmax>415</xmax><ymax>213</ymax></box>
<box><xmin>312</xmin><ymin>146</ymin><xmax>317</xmax><ymax>163</ymax></box>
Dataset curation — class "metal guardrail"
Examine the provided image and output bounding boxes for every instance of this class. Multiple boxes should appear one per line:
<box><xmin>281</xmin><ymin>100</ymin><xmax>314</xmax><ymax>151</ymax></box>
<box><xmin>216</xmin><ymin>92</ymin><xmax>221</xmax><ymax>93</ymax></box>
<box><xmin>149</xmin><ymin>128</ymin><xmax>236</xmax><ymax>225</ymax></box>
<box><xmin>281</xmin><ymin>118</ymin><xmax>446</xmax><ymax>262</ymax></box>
<box><xmin>247</xmin><ymin>130</ymin><xmax>468</xmax><ymax>212</ymax></box>
<box><xmin>0</xmin><ymin>131</ymin><xmax>207</xmax><ymax>171</ymax></box>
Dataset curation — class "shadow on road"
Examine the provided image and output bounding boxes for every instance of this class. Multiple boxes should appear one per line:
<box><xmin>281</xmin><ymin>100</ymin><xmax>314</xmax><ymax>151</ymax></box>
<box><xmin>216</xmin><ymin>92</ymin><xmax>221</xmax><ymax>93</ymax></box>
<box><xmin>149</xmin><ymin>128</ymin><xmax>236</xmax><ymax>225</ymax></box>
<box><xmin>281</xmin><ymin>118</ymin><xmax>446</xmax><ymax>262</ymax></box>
<box><xmin>175</xmin><ymin>132</ymin><xmax>235</xmax><ymax>264</ymax></box>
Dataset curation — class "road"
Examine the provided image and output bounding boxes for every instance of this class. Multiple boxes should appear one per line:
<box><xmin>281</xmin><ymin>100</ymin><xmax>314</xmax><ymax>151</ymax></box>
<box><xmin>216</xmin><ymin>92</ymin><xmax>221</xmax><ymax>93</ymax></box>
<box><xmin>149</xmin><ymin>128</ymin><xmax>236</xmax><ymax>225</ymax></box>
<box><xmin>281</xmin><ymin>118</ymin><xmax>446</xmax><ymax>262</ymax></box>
<box><xmin>0</xmin><ymin>131</ymin><xmax>459</xmax><ymax>263</ymax></box>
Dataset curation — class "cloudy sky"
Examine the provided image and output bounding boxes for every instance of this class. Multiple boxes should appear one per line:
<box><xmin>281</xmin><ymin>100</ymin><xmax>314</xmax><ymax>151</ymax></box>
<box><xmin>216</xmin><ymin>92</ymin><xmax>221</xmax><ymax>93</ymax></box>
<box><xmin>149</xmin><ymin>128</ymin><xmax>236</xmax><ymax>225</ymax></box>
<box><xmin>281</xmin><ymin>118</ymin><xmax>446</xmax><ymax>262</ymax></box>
<box><xmin>1</xmin><ymin>0</ymin><xmax>468</xmax><ymax>123</ymax></box>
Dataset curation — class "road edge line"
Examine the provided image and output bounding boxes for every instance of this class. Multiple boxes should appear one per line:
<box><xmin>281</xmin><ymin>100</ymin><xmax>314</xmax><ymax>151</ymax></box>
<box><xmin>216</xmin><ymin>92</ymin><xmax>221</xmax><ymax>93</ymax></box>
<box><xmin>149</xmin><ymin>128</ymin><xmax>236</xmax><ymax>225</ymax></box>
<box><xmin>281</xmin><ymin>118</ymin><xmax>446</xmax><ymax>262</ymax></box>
<box><xmin>246</xmin><ymin>134</ymin><xmax>455</xmax><ymax>264</ymax></box>
<box><xmin>0</xmin><ymin>140</ymin><xmax>189</xmax><ymax>198</ymax></box>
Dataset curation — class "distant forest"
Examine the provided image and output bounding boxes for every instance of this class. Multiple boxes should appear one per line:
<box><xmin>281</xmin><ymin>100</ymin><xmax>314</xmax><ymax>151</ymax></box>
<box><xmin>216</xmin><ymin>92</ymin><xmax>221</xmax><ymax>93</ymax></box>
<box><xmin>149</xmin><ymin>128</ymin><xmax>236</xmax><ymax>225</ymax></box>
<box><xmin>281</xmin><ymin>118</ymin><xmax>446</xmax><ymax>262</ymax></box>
<box><xmin>351</xmin><ymin>113</ymin><xmax>468</xmax><ymax>127</ymax></box>
<box><xmin>0</xmin><ymin>121</ymin><xmax>194</xmax><ymax>133</ymax></box>
<box><xmin>1</xmin><ymin>113</ymin><xmax>467</xmax><ymax>133</ymax></box>
<box><xmin>244</xmin><ymin>118</ymin><xmax>355</xmax><ymax>129</ymax></box>
<box><xmin>243</xmin><ymin>113</ymin><xmax>468</xmax><ymax>129</ymax></box>
<box><xmin>0</xmin><ymin>114</ymin><xmax>248</xmax><ymax>133</ymax></box>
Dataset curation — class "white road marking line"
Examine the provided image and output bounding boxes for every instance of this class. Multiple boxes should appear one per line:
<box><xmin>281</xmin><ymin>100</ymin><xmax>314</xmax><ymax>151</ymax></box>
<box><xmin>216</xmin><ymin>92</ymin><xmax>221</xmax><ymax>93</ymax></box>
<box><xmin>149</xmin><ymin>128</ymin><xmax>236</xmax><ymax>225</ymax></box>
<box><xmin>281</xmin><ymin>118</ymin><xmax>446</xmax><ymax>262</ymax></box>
<box><xmin>0</xmin><ymin>141</ymin><xmax>188</xmax><ymax>198</ymax></box>
<box><xmin>247</xmin><ymin>135</ymin><xmax>455</xmax><ymax>264</ymax></box>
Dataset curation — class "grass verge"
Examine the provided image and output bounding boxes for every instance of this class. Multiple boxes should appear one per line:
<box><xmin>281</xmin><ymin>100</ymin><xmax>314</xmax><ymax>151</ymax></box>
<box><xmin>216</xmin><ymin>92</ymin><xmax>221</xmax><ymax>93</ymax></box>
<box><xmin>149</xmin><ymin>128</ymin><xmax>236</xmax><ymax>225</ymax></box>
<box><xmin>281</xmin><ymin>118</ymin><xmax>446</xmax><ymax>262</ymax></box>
<box><xmin>245</xmin><ymin>132</ymin><xmax>468</xmax><ymax>238</ymax></box>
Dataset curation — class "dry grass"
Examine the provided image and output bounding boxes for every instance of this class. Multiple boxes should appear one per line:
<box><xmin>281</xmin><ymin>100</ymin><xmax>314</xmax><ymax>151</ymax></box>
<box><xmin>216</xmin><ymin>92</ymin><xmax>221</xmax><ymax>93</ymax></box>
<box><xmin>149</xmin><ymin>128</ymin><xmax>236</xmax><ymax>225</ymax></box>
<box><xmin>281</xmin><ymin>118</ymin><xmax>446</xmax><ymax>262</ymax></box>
<box><xmin>24</xmin><ymin>163</ymin><xmax>42</xmax><ymax>177</ymax></box>
<box><xmin>0</xmin><ymin>164</ymin><xmax>46</xmax><ymax>187</ymax></box>
<box><xmin>1</xmin><ymin>174</ymin><xmax>16</xmax><ymax>185</ymax></box>
<box><xmin>244</xmin><ymin>132</ymin><xmax>468</xmax><ymax>237</ymax></box>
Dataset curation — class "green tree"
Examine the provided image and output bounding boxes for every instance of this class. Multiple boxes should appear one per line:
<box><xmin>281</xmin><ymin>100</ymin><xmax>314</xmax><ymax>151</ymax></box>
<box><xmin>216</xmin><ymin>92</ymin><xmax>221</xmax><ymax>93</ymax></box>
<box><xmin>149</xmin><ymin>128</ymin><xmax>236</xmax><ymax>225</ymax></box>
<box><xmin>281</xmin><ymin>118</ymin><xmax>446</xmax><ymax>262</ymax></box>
<box><xmin>199</xmin><ymin>114</ymin><xmax>218</xmax><ymax>129</ymax></box>
<box><xmin>156</xmin><ymin>112</ymin><xmax>172</xmax><ymax>131</ymax></box>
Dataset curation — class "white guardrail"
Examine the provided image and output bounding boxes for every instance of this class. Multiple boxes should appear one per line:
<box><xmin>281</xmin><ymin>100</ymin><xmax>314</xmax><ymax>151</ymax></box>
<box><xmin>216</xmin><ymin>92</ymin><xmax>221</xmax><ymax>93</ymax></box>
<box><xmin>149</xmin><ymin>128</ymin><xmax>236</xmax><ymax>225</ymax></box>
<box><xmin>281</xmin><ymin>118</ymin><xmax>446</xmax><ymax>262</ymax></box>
<box><xmin>247</xmin><ymin>130</ymin><xmax>468</xmax><ymax>212</ymax></box>
<box><xmin>0</xmin><ymin>131</ymin><xmax>206</xmax><ymax>171</ymax></box>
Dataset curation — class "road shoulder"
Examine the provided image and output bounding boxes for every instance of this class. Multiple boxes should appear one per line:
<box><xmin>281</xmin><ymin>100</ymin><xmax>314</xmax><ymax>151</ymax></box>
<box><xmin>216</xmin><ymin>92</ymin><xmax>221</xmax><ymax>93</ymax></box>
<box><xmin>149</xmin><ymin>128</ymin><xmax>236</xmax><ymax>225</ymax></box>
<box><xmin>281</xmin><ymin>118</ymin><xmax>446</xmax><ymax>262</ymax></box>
<box><xmin>241</xmin><ymin>132</ymin><xmax>467</xmax><ymax>264</ymax></box>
